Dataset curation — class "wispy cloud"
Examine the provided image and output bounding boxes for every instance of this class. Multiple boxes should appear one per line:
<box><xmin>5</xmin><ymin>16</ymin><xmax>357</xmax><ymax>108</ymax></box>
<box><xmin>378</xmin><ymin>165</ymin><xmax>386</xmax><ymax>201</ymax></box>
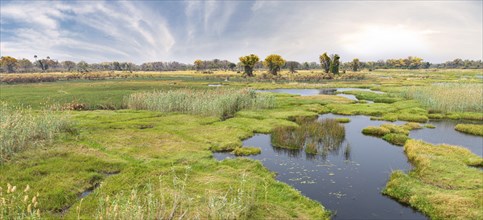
<box><xmin>1</xmin><ymin>1</ymin><xmax>481</xmax><ymax>63</ymax></box>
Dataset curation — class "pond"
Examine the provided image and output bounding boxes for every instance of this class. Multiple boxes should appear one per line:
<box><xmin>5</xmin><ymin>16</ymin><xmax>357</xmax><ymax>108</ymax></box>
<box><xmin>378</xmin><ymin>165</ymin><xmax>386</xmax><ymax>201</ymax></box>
<box><xmin>257</xmin><ymin>88</ymin><xmax>382</xmax><ymax>102</ymax></box>
<box><xmin>214</xmin><ymin>113</ymin><xmax>483</xmax><ymax>219</ymax></box>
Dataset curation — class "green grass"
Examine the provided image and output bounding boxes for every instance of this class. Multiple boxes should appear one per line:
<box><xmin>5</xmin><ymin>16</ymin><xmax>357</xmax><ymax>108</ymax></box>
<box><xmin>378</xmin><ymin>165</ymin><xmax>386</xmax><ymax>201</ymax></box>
<box><xmin>340</xmin><ymin>91</ymin><xmax>403</xmax><ymax>103</ymax></box>
<box><xmin>335</xmin><ymin>118</ymin><xmax>351</xmax><ymax>123</ymax></box>
<box><xmin>383</xmin><ymin>140</ymin><xmax>483</xmax><ymax>219</ymax></box>
<box><xmin>454</xmin><ymin>124</ymin><xmax>483</xmax><ymax>136</ymax></box>
<box><xmin>126</xmin><ymin>88</ymin><xmax>275</xmax><ymax>120</ymax></box>
<box><xmin>233</xmin><ymin>147</ymin><xmax>262</xmax><ymax>156</ymax></box>
<box><xmin>0</xmin><ymin>109</ymin><xmax>330</xmax><ymax>219</ymax></box>
<box><xmin>362</xmin><ymin>123</ymin><xmax>421</xmax><ymax>146</ymax></box>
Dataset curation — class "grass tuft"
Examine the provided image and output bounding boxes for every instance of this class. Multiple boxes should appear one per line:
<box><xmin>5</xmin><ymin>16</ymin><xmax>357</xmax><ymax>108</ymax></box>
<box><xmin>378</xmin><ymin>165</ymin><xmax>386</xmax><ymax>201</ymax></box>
<box><xmin>232</xmin><ymin>147</ymin><xmax>262</xmax><ymax>156</ymax></box>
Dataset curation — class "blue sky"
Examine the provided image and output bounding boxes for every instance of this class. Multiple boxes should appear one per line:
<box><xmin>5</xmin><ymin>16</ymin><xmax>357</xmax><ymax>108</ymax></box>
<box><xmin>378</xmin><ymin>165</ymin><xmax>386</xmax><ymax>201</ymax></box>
<box><xmin>1</xmin><ymin>0</ymin><xmax>481</xmax><ymax>64</ymax></box>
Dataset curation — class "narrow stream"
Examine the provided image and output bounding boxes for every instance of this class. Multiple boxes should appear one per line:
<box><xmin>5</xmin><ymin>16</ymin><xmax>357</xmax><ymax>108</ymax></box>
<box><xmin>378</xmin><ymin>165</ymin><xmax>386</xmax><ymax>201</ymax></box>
<box><xmin>214</xmin><ymin>88</ymin><xmax>482</xmax><ymax>219</ymax></box>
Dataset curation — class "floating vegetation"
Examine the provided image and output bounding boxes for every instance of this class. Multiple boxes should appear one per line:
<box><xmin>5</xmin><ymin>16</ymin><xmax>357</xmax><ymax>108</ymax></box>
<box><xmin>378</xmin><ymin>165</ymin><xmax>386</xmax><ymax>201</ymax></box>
<box><xmin>335</xmin><ymin>118</ymin><xmax>351</xmax><ymax>123</ymax></box>
<box><xmin>424</xmin><ymin>124</ymin><xmax>436</xmax><ymax>129</ymax></box>
<box><xmin>271</xmin><ymin>119</ymin><xmax>345</xmax><ymax>155</ymax></box>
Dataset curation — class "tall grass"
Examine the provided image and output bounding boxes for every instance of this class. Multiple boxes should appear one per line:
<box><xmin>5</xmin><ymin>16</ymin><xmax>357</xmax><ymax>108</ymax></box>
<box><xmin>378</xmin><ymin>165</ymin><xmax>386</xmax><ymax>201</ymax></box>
<box><xmin>271</xmin><ymin>119</ymin><xmax>345</xmax><ymax>155</ymax></box>
<box><xmin>402</xmin><ymin>83</ymin><xmax>482</xmax><ymax>113</ymax></box>
<box><xmin>126</xmin><ymin>88</ymin><xmax>275</xmax><ymax>119</ymax></box>
<box><xmin>93</xmin><ymin>167</ymin><xmax>254</xmax><ymax>219</ymax></box>
<box><xmin>0</xmin><ymin>104</ymin><xmax>73</xmax><ymax>164</ymax></box>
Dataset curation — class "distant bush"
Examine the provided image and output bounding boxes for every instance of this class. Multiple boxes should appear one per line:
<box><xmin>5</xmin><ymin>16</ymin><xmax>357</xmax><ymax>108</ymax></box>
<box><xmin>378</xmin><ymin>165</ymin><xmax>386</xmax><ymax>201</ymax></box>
<box><xmin>126</xmin><ymin>88</ymin><xmax>275</xmax><ymax>120</ymax></box>
<box><xmin>0</xmin><ymin>104</ymin><xmax>74</xmax><ymax>164</ymax></box>
<box><xmin>339</xmin><ymin>72</ymin><xmax>366</xmax><ymax>80</ymax></box>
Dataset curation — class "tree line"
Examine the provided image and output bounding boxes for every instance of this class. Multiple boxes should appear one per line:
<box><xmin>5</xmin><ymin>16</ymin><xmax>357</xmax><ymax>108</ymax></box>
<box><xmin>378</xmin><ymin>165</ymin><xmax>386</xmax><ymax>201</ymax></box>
<box><xmin>0</xmin><ymin>54</ymin><xmax>481</xmax><ymax>74</ymax></box>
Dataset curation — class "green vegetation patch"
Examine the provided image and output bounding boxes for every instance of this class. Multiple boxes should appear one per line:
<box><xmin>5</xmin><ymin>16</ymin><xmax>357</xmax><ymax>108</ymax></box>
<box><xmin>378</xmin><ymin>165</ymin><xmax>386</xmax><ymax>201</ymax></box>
<box><xmin>232</xmin><ymin>147</ymin><xmax>262</xmax><ymax>156</ymax></box>
<box><xmin>362</xmin><ymin>123</ymin><xmax>421</xmax><ymax>146</ymax></box>
<box><xmin>341</xmin><ymin>91</ymin><xmax>403</xmax><ymax>103</ymax></box>
<box><xmin>455</xmin><ymin>124</ymin><xmax>483</xmax><ymax>136</ymax></box>
<box><xmin>383</xmin><ymin>140</ymin><xmax>483</xmax><ymax>219</ymax></box>
<box><xmin>335</xmin><ymin>118</ymin><xmax>351</xmax><ymax>123</ymax></box>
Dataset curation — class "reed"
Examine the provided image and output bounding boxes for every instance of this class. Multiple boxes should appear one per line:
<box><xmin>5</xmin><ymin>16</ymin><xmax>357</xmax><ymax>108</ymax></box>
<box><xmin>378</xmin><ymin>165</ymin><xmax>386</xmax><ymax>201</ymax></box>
<box><xmin>126</xmin><ymin>88</ymin><xmax>275</xmax><ymax>119</ymax></box>
<box><xmin>402</xmin><ymin>83</ymin><xmax>482</xmax><ymax>113</ymax></box>
<box><xmin>0</xmin><ymin>104</ymin><xmax>73</xmax><ymax>164</ymax></box>
<box><xmin>271</xmin><ymin>119</ymin><xmax>345</xmax><ymax>155</ymax></box>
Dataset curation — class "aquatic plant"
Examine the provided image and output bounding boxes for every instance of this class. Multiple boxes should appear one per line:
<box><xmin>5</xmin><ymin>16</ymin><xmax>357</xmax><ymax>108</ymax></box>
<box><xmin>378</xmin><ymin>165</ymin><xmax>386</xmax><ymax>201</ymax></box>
<box><xmin>424</xmin><ymin>124</ymin><xmax>436</xmax><ymax>129</ymax></box>
<box><xmin>126</xmin><ymin>88</ymin><xmax>275</xmax><ymax>120</ymax></box>
<box><xmin>454</xmin><ymin>124</ymin><xmax>483</xmax><ymax>136</ymax></box>
<box><xmin>402</xmin><ymin>83</ymin><xmax>482</xmax><ymax>113</ymax></box>
<box><xmin>232</xmin><ymin>147</ymin><xmax>261</xmax><ymax>156</ymax></box>
<box><xmin>271</xmin><ymin>119</ymin><xmax>345</xmax><ymax>155</ymax></box>
<box><xmin>0</xmin><ymin>103</ymin><xmax>74</xmax><ymax>164</ymax></box>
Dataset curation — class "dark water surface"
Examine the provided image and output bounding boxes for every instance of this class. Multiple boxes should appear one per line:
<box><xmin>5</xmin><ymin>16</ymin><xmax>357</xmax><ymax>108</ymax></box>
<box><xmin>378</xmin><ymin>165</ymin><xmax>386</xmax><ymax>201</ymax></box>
<box><xmin>215</xmin><ymin>89</ymin><xmax>482</xmax><ymax>218</ymax></box>
<box><xmin>214</xmin><ymin>114</ymin><xmax>425</xmax><ymax>219</ymax></box>
<box><xmin>410</xmin><ymin>120</ymin><xmax>482</xmax><ymax>156</ymax></box>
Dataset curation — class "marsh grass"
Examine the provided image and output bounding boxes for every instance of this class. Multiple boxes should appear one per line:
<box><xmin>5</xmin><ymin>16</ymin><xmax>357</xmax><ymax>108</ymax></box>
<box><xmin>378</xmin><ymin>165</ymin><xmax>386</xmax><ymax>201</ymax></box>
<box><xmin>454</xmin><ymin>124</ymin><xmax>483</xmax><ymax>136</ymax></box>
<box><xmin>384</xmin><ymin>140</ymin><xmax>483</xmax><ymax>219</ymax></box>
<box><xmin>94</xmin><ymin>168</ymin><xmax>255</xmax><ymax>220</ymax></box>
<box><xmin>362</xmin><ymin>123</ymin><xmax>421</xmax><ymax>146</ymax></box>
<box><xmin>0</xmin><ymin>183</ymin><xmax>41</xmax><ymax>219</ymax></box>
<box><xmin>403</xmin><ymin>83</ymin><xmax>483</xmax><ymax>113</ymax></box>
<box><xmin>271</xmin><ymin>119</ymin><xmax>345</xmax><ymax>155</ymax></box>
<box><xmin>126</xmin><ymin>88</ymin><xmax>275</xmax><ymax>119</ymax></box>
<box><xmin>0</xmin><ymin>104</ymin><xmax>74</xmax><ymax>164</ymax></box>
<box><xmin>232</xmin><ymin>147</ymin><xmax>262</xmax><ymax>156</ymax></box>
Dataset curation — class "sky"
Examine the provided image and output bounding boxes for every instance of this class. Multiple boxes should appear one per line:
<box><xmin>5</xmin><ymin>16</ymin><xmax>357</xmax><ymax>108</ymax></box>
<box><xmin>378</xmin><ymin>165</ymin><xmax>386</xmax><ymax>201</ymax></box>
<box><xmin>1</xmin><ymin>0</ymin><xmax>482</xmax><ymax>64</ymax></box>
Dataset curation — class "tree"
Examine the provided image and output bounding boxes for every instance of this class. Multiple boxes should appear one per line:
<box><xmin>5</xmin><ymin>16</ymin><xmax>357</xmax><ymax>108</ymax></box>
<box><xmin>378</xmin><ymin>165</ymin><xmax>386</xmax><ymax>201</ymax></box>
<box><xmin>228</xmin><ymin>62</ymin><xmax>236</xmax><ymax>71</ymax></box>
<box><xmin>329</xmin><ymin>54</ymin><xmax>340</xmax><ymax>74</ymax></box>
<box><xmin>319</xmin><ymin>52</ymin><xmax>331</xmax><ymax>73</ymax></box>
<box><xmin>0</xmin><ymin>56</ymin><xmax>18</xmax><ymax>73</ymax></box>
<box><xmin>263</xmin><ymin>54</ymin><xmax>286</xmax><ymax>75</ymax></box>
<box><xmin>302</xmin><ymin>62</ymin><xmax>310</xmax><ymax>70</ymax></box>
<box><xmin>239</xmin><ymin>54</ymin><xmax>259</xmax><ymax>77</ymax></box>
<box><xmin>194</xmin><ymin>59</ymin><xmax>203</xmax><ymax>71</ymax></box>
<box><xmin>16</xmin><ymin>58</ymin><xmax>33</xmax><ymax>72</ymax></box>
<box><xmin>351</xmin><ymin>58</ymin><xmax>360</xmax><ymax>71</ymax></box>
<box><xmin>77</xmin><ymin>61</ymin><xmax>89</xmax><ymax>73</ymax></box>
<box><xmin>286</xmin><ymin>61</ymin><xmax>300</xmax><ymax>74</ymax></box>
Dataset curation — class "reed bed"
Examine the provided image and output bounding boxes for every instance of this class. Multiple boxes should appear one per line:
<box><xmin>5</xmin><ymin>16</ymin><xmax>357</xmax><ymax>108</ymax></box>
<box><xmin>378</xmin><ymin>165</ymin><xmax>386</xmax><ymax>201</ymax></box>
<box><xmin>0</xmin><ymin>104</ymin><xmax>73</xmax><ymax>164</ymax></box>
<box><xmin>126</xmin><ymin>88</ymin><xmax>275</xmax><ymax>119</ymax></box>
<box><xmin>271</xmin><ymin>119</ymin><xmax>345</xmax><ymax>155</ymax></box>
<box><xmin>402</xmin><ymin>83</ymin><xmax>482</xmax><ymax>113</ymax></box>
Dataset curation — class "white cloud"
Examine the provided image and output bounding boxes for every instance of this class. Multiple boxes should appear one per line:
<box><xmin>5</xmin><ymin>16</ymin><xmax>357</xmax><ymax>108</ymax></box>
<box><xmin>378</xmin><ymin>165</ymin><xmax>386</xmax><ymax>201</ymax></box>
<box><xmin>1</xmin><ymin>1</ymin><xmax>481</xmax><ymax>63</ymax></box>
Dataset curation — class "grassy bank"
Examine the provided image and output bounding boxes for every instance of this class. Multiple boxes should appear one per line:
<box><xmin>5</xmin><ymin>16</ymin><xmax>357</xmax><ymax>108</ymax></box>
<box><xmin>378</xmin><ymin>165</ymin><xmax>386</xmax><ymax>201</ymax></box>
<box><xmin>455</xmin><ymin>124</ymin><xmax>483</xmax><ymax>136</ymax></box>
<box><xmin>383</xmin><ymin>140</ymin><xmax>483</xmax><ymax>219</ymax></box>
